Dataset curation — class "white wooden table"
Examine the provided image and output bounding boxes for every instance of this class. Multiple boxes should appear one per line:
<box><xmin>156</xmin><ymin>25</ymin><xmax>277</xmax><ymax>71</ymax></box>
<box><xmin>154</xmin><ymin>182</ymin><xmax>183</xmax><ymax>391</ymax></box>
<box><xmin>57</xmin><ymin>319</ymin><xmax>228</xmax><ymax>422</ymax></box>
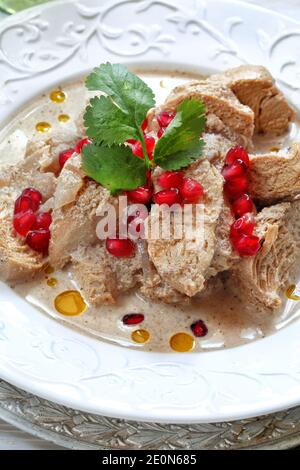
<box><xmin>0</xmin><ymin>0</ymin><xmax>299</xmax><ymax>451</ymax></box>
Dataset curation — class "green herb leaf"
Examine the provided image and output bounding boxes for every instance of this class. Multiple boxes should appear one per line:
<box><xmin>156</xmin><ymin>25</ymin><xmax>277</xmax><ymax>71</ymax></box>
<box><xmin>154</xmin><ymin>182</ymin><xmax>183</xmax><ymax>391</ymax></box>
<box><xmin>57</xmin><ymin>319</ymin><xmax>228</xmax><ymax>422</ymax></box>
<box><xmin>84</xmin><ymin>96</ymin><xmax>140</xmax><ymax>145</ymax></box>
<box><xmin>153</xmin><ymin>98</ymin><xmax>206</xmax><ymax>170</ymax></box>
<box><xmin>82</xmin><ymin>143</ymin><xmax>146</xmax><ymax>193</ymax></box>
<box><xmin>85</xmin><ymin>63</ymin><xmax>155</xmax><ymax>146</ymax></box>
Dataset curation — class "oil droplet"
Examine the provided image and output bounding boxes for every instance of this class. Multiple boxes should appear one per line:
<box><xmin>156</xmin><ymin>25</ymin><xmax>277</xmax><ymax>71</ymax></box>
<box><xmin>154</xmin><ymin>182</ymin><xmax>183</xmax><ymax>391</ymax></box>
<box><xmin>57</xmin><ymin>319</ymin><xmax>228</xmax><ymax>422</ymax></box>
<box><xmin>58</xmin><ymin>114</ymin><xmax>70</xmax><ymax>123</ymax></box>
<box><xmin>170</xmin><ymin>332</ymin><xmax>195</xmax><ymax>352</ymax></box>
<box><xmin>54</xmin><ymin>290</ymin><xmax>86</xmax><ymax>316</ymax></box>
<box><xmin>131</xmin><ymin>329</ymin><xmax>150</xmax><ymax>344</ymax></box>
<box><xmin>285</xmin><ymin>284</ymin><xmax>300</xmax><ymax>301</ymax></box>
<box><xmin>270</xmin><ymin>146</ymin><xmax>280</xmax><ymax>152</ymax></box>
<box><xmin>50</xmin><ymin>90</ymin><xmax>66</xmax><ymax>103</ymax></box>
<box><xmin>36</xmin><ymin>122</ymin><xmax>51</xmax><ymax>133</ymax></box>
<box><xmin>44</xmin><ymin>264</ymin><xmax>54</xmax><ymax>275</ymax></box>
<box><xmin>47</xmin><ymin>277</ymin><xmax>58</xmax><ymax>287</ymax></box>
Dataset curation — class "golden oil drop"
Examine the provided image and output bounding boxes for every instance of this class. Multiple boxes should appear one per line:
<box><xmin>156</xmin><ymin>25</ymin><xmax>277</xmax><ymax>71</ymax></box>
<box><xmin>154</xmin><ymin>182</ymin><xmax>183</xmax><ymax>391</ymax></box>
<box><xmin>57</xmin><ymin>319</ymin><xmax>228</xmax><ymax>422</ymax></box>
<box><xmin>170</xmin><ymin>332</ymin><xmax>195</xmax><ymax>352</ymax></box>
<box><xmin>131</xmin><ymin>329</ymin><xmax>150</xmax><ymax>344</ymax></box>
<box><xmin>58</xmin><ymin>114</ymin><xmax>70</xmax><ymax>123</ymax></box>
<box><xmin>50</xmin><ymin>90</ymin><xmax>66</xmax><ymax>103</ymax></box>
<box><xmin>286</xmin><ymin>284</ymin><xmax>300</xmax><ymax>301</ymax></box>
<box><xmin>47</xmin><ymin>277</ymin><xmax>58</xmax><ymax>287</ymax></box>
<box><xmin>54</xmin><ymin>290</ymin><xmax>86</xmax><ymax>316</ymax></box>
<box><xmin>36</xmin><ymin>122</ymin><xmax>51</xmax><ymax>133</ymax></box>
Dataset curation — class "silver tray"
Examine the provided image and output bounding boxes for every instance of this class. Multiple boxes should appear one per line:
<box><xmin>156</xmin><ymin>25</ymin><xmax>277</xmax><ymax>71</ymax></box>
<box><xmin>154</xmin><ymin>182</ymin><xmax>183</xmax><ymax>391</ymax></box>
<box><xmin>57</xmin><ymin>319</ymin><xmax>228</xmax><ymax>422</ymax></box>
<box><xmin>0</xmin><ymin>379</ymin><xmax>300</xmax><ymax>450</ymax></box>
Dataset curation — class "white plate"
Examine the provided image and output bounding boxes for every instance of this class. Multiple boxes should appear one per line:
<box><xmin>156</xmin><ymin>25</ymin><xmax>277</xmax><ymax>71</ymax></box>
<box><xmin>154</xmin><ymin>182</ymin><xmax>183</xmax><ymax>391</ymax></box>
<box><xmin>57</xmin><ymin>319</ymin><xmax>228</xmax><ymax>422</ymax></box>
<box><xmin>1</xmin><ymin>0</ymin><xmax>300</xmax><ymax>424</ymax></box>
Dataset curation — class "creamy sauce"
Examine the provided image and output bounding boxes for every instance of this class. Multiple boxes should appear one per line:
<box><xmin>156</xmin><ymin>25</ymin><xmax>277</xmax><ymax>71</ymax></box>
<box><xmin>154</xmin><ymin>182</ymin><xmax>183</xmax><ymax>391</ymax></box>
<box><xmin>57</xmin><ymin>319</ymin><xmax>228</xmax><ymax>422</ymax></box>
<box><xmin>2</xmin><ymin>70</ymin><xmax>300</xmax><ymax>353</ymax></box>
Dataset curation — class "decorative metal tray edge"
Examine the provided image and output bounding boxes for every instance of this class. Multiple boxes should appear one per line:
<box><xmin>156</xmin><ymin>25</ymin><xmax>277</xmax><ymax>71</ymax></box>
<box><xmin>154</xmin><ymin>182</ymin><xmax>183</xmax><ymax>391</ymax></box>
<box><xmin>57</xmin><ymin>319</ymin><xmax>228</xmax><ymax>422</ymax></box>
<box><xmin>0</xmin><ymin>380</ymin><xmax>300</xmax><ymax>450</ymax></box>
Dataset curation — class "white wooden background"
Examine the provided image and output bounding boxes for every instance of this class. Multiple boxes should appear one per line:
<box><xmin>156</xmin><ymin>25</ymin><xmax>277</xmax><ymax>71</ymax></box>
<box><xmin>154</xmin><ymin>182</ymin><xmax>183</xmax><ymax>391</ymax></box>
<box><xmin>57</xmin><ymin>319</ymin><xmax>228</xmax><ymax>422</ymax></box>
<box><xmin>0</xmin><ymin>0</ymin><xmax>299</xmax><ymax>451</ymax></box>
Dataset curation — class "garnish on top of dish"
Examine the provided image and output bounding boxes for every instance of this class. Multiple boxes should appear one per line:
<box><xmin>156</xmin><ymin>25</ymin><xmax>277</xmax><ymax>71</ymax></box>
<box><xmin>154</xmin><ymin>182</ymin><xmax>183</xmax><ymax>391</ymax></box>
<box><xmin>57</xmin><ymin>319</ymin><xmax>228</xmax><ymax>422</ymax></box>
<box><xmin>1</xmin><ymin>62</ymin><xmax>300</xmax><ymax>352</ymax></box>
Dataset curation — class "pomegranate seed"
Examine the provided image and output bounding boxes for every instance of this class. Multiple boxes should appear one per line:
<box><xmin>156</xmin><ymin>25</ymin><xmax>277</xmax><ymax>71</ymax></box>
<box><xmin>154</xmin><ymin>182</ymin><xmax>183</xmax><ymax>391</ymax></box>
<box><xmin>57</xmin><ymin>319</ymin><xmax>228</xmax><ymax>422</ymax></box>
<box><xmin>157</xmin><ymin>171</ymin><xmax>184</xmax><ymax>189</ymax></box>
<box><xmin>157</xmin><ymin>128</ymin><xmax>165</xmax><ymax>139</ymax></box>
<box><xmin>128</xmin><ymin>217</ymin><xmax>145</xmax><ymax>239</ymax></box>
<box><xmin>153</xmin><ymin>188</ymin><xmax>182</xmax><ymax>206</ymax></box>
<box><xmin>224</xmin><ymin>174</ymin><xmax>249</xmax><ymax>199</ymax></box>
<box><xmin>145</xmin><ymin>135</ymin><xmax>155</xmax><ymax>160</ymax></box>
<box><xmin>122</xmin><ymin>313</ymin><xmax>145</xmax><ymax>326</ymax></box>
<box><xmin>225</xmin><ymin>146</ymin><xmax>250</xmax><ymax>168</ymax></box>
<box><xmin>131</xmin><ymin>140</ymin><xmax>143</xmax><ymax>158</ymax></box>
<box><xmin>157</xmin><ymin>111</ymin><xmax>175</xmax><ymax>128</ymax></box>
<box><xmin>126</xmin><ymin>186</ymin><xmax>153</xmax><ymax>204</ymax></box>
<box><xmin>180</xmin><ymin>178</ymin><xmax>204</xmax><ymax>203</ymax></box>
<box><xmin>26</xmin><ymin>229</ymin><xmax>50</xmax><ymax>253</ymax></box>
<box><xmin>59</xmin><ymin>148</ymin><xmax>75</xmax><ymax>168</ymax></box>
<box><xmin>221</xmin><ymin>159</ymin><xmax>247</xmax><ymax>181</ymax></box>
<box><xmin>14</xmin><ymin>195</ymin><xmax>38</xmax><ymax>214</ymax></box>
<box><xmin>230</xmin><ymin>214</ymin><xmax>255</xmax><ymax>239</ymax></box>
<box><xmin>22</xmin><ymin>188</ymin><xmax>43</xmax><ymax>207</ymax></box>
<box><xmin>33</xmin><ymin>212</ymin><xmax>52</xmax><ymax>230</ymax></box>
<box><xmin>75</xmin><ymin>138</ymin><xmax>89</xmax><ymax>153</ymax></box>
<box><xmin>141</xmin><ymin>119</ymin><xmax>148</xmax><ymax>131</ymax></box>
<box><xmin>232</xmin><ymin>235</ymin><xmax>260</xmax><ymax>257</ymax></box>
<box><xmin>13</xmin><ymin>210</ymin><xmax>36</xmax><ymax>237</ymax></box>
<box><xmin>232</xmin><ymin>194</ymin><xmax>255</xmax><ymax>218</ymax></box>
<box><xmin>106</xmin><ymin>238</ymin><xmax>135</xmax><ymax>258</ymax></box>
<box><xmin>191</xmin><ymin>320</ymin><xmax>208</xmax><ymax>338</ymax></box>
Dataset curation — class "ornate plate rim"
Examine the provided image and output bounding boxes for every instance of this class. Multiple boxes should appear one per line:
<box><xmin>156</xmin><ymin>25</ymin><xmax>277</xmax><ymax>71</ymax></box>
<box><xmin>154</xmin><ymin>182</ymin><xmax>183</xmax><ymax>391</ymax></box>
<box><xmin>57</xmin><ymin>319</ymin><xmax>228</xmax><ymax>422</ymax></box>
<box><xmin>1</xmin><ymin>0</ymin><xmax>300</xmax><ymax>424</ymax></box>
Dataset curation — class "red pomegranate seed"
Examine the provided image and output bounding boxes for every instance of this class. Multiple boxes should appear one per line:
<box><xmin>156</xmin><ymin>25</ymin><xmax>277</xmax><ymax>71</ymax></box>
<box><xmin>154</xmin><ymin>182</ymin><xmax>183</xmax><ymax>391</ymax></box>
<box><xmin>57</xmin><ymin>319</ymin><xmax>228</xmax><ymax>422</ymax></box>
<box><xmin>106</xmin><ymin>238</ymin><xmax>135</xmax><ymax>258</ymax></box>
<box><xmin>126</xmin><ymin>186</ymin><xmax>153</xmax><ymax>204</ymax></box>
<box><xmin>230</xmin><ymin>214</ymin><xmax>255</xmax><ymax>239</ymax></box>
<box><xmin>232</xmin><ymin>235</ymin><xmax>261</xmax><ymax>257</ymax></box>
<box><xmin>75</xmin><ymin>138</ymin><xmax>90</xmax><ymax>153</ymax></box>
<box><xmin>122</xmin><ymin>313</ymin><xmax>145</xmax><ymax>326</ymax></box>
<box><xmin>26</xmin><ymin>229</ymin><xmax>50</xmax><ymax>253</ymax></box>
<box><xmin>157</xmin><ymin>111</ymin><xmax>175</xmax><ymax>128</ymax></box>
<box><xmin>131</xmin><ymin>140</ymin><xmax>143</xmax><ymax>158</ymax></box>
<box><xmin>224</xmin><ymin>174</ymin><xmax>249</xmax><ymax>199</ymax></box>
<box><xmin>141</xmin><ymin>119</ymin><xmax>148</xmax><ymax>131</ymax></box>
<box><xmin>157</xmin><ymin>128</ymin><xmax>165</xmax><ymax>139</ymax></box>
<box><xmin>232</xmin><ymin>194</ymin><xmax>255</xmax><ymax>218</ymax></box>
<box><xmin>22</xmin><ymin>188</ymin><xmax>43</xmax><ymax>207</ymax></box>
<box><xmin>191</xmin><ymin>320</ymin><xmax>208</xmax><ymax>338</ymax></box>
<box><xmin>59</xmin><ymin>148</ymin><xmax>75</xmax><ymax>168</ymax></box>
<box><xmin>153</xmin><ymin>188</ymin><xmax>182</xmax><ymax>206</ymax></box>
<box><xmin>225</xmin><ymin>146</ymin><xmax>250</xmax><ymax>168</ymax></box>
<box><xmin>14</xmin><ymin>195</ymin><xmax>38</xmax><ymax>214</ymax></box>
<box><xmin>13</xmin><ymin>210</ymin><xmax>36</xmax><ymax>237</ymax></box>
<box><xmin>145</xmin><ymin>135</ymin><xmax>155</xmax><ymax>160</ymax></box>
<box><xmin>221</xmin><ymin>159</ymin><xmax>247</xmax><ymax>181</ymax></box>
<box><xmin>157</xmin><ymin>171</ymin><xmax>184</xmax><ymax>189</ymax></box>
<box><xmin>128</xmin><ymin>217</ymin><xmax>145</xmax><ymax>239</ymax></box>
<box><xmin>33</xmin><ymin>212</ymin><xmax>52</xmax><ymax>230</ymax></box>
<box><xmin>180</xmin><ymin>178</ymin><xmax>204</xmax><ymax>203</ymax></box>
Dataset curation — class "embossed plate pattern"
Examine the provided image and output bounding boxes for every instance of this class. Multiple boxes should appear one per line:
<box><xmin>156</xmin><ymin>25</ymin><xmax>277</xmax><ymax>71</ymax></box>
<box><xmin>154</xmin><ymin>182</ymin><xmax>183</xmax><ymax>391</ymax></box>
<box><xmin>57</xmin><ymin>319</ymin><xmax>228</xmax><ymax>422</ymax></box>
<box><xmin>1</xmin><ymin>0</ymin><xmax>300</xmax><ymax>424</ymax></box>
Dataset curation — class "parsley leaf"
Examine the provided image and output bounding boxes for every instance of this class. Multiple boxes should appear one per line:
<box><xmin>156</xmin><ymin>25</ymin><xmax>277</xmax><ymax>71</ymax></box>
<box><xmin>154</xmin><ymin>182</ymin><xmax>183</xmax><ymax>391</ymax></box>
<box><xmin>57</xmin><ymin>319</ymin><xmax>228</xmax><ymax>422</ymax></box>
<box><xmin>82</xmin><ymin>143</ymin><xmax>146</xmax><ymax>194</ymax></box>
<box><xmin>84</xmin><ymin>96</ymin><xmax>140</xmax><ymax>145</ymax></box>
<box><xmin>85</xmin><ymin>63</ymin><xmax>155</xmax><ymax>147</ymax></box>
<box><xmin>153</xmin><ymin>98</ymin><xmax>206</xmax><ymax>170</ymax></box>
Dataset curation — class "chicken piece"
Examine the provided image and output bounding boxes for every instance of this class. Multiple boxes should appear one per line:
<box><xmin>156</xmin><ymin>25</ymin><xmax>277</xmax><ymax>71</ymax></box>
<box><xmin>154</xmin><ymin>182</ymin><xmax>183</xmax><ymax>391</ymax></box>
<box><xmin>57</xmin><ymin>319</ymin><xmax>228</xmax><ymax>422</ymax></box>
<box><xmin>0</xmin><ymin>153</ymin><xmax>56</xmax><ymax>204</ymax></box>
<box><xmin>0</xmin><ymin>214</ymin><xmax>45</xmax><ymax>283</ymax></box>
<box><xmin>148</xmin><ymin>80</ymin><xmax>255</xmax><ymax>149</ymax></box>
<box><xmin>229</xmin><ymin>202</ymin><xmax>300</xmax><ymax>310</ymax></box>
<box><xmin>206</xmin><ymin>202</ymin><xmax>238</xmax><ymax>278</ymax></box>
<box><xmin>26</xmin><ymin>127</ymin><xmax>81</xmax><ymax>173</ymax></box>
<box><xmin>49</xmin><ymin>180</ymin><xmax>113</xmax><ymax>269</ymax></box>
<box><xmin>249</xmin><ymin>143</ymin><xmax>300</xmax><ymax>204</ymax></box>
<box><xmin>212</xmin><ymin>65</ymin><xmax>294</xmax><ymax>135</ymax></box>
<box><xmin>147</xmin><ymin>160</ymin><xmax>223</xmax><ymax>297</ymax></box>
<box><xmin>71</xmin><ymin>244</ymin><xmax>143</xmax><ymax>305</ymax></box>
<box><xmin>53</xmin><ymin>153</ymin><xmax>85</xmax><ymax>209</ymax></box>
<box><xmin>71</xmin><ymin>245</ymin><xmax>117</xmax><ymax>305</ymax></box>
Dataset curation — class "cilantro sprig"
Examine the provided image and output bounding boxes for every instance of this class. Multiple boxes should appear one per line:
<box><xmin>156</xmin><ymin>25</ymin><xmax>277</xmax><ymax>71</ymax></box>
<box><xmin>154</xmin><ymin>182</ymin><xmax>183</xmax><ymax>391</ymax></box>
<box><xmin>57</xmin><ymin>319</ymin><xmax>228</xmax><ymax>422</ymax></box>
<box><xmin>82</xmin><ymin>63</ymin><xmax>206</xmax><ymax>193</ymax></box>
